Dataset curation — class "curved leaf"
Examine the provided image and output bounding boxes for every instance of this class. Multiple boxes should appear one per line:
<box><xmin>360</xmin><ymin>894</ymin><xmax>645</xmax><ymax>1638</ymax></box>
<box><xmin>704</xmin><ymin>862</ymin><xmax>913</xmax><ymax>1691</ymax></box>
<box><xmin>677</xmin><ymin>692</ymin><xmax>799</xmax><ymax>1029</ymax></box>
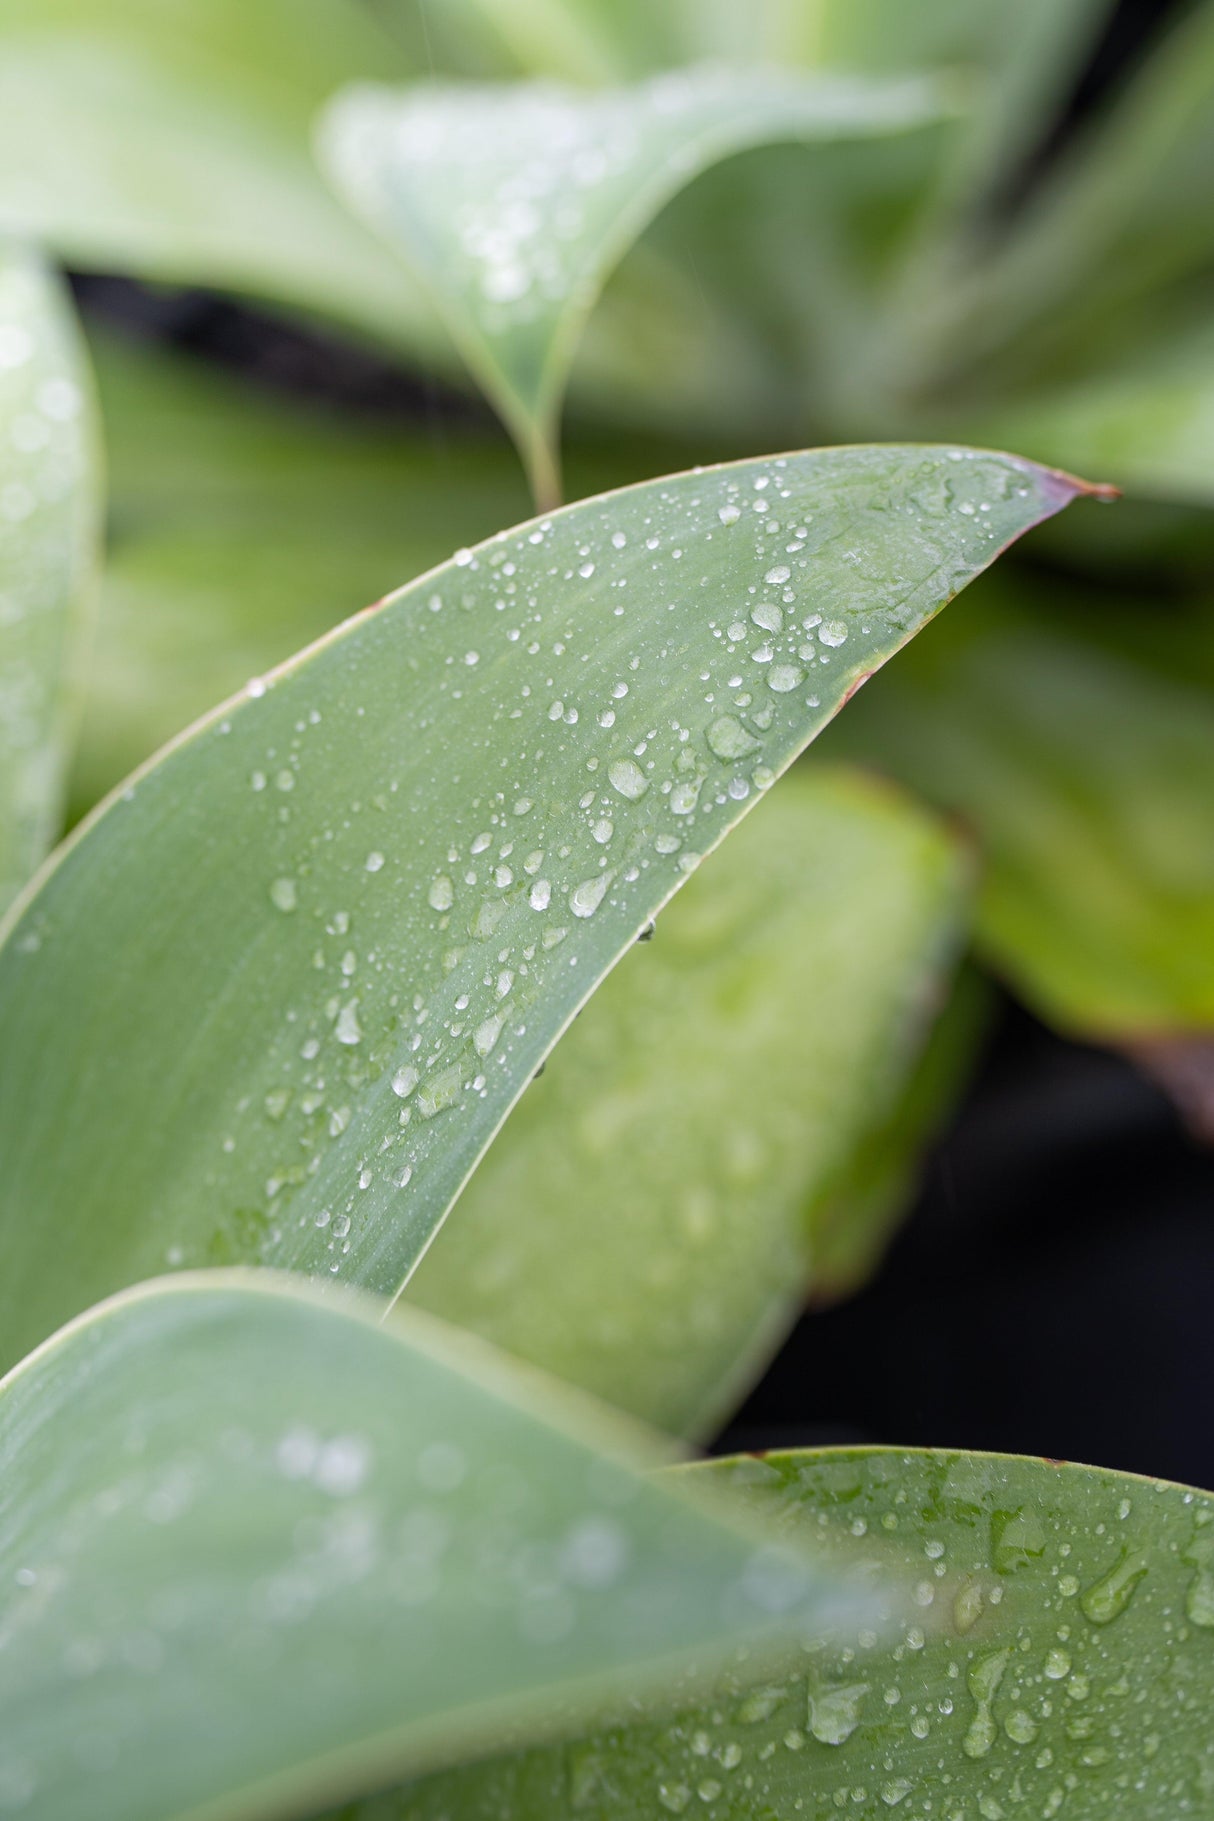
<box><xmin>0</xmin><ymin>0</ymin><xmax>436</xmax><ymax>351</ymax></box>
<box><xmin>0</xmin><ymin>245</ymin><xmax>98</xmax><ymax>911</ymax></box>
<box><xmin>821</xmin><ymin>573</ymin><xmax>1214</xmax><ymax>1036</ymax></box>
<box><xmin>0</xmin><ymin>1272</ymin><xmax>846</xmax><ymax>1821</ymax></box>
<box><xmin>72</xmin><ymin>327</ymin><xmax>532</xmax><ymax>815</ymax></box>
<box><xmin>0</xmin><ymin>446</ymin><xmax>1090</xmax><ymax>1370</ymax></box>
<box><xmin>407</xmin><ymin>766</ymin><xmax>970</xmax><ymax>1438</ymax></box>
<box><xmin>369</xmin><ymin>1446</ymin><xmax>1214</xmax><ymax>1820</ymax></box>
<box><xmin>316</xmin><ymin>68</ymin><xmax>950</xmax><ymax>503</ymax></box>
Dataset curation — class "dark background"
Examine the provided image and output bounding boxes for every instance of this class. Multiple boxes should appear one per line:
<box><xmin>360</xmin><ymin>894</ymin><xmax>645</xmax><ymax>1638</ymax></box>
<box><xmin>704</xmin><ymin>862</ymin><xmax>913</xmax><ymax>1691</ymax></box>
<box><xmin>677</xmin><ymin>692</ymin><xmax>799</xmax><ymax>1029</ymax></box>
<box><xmin>74</xmin><ymin>0</ymin><xmax>1214</xmax><ymax>1490</ymax></box>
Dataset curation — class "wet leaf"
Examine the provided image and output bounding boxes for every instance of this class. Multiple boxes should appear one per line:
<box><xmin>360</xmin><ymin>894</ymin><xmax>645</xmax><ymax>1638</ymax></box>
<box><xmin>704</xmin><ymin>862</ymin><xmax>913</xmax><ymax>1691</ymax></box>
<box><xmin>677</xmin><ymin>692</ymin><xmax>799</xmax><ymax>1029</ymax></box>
<box><xmin>363</xmin><ymin>1446</ymin><xmax>1214</xmax><ymax>1820</ymax></box>
<box><xmin>0</xmin><ymin>1272</ymin><xmax>847</xmax><ymax>1821</ymax></box>
<box><xmin>0</xmin><ymin>245</ymin><xmax>98</xmax><ymax>911</ymax></box>
<box><xmin>316</xmin><ymin>67</ymin><xmax>950</xmax><ymax>502</ymax></box>
<box><xmin>0</xmin><ymin>445</ymin><xmax>1090</xmax><ymax>1370</ymax></box>
<box><xmin>71</xmin><ymin>328</ymin><xmax>532</xmax><ymax>815</ymax></box>
<box><xmin>408</xmin><ymin>766</ymin><xmax>970</xmax><ymax>1438</ymax></box>
<box><xmin>821</xmin><ymin>573</ymin><xmax>1214</xmax><ymax>1037</ymax></box>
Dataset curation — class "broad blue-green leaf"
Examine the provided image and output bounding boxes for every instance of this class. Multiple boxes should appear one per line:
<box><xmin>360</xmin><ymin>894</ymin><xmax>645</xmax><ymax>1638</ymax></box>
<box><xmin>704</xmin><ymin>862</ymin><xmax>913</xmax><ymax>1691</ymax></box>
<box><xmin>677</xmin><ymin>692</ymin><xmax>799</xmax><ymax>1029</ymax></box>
<box><xmin>820</xmin><ymin>574</ymin><xmax>1214</xmax><ymax>1037</ymax></box>
<box><xmin>316</xmin><ymin>67</ymin><xmax>950</xmax><ymax>502</ymax></box>
<box><xmin>0</xmin><ymin>246</ymin><xmax>98</xmax><ymax>910</ymax></box>
<box><xmin>373</xmin><ymin>1447</ymin><xmax>1214</xmax><ymax>1821</ymax></box>
<box><xmin>0</xmin><ymin>1272</ymin><xmax>847</xmax><ymax>1821</ymax></box>
<box><xmin>71</xmin><ymin>327</ymin><xmax>534</xmax><ymax>815</ymax></box>
<box><xmin>408</xmin><ymin>766</ymin><xmax>970</xmax><ymax>1438</ymax></box>
<box><xmin>0</xmin><ymin>0</ymin><xmax>436</xmax><ymax>351</ymax></box>
<box><xmin>0</xmin><ymin>445</ymin><xmax>1091</xmax><ymax>1370</ymax></box>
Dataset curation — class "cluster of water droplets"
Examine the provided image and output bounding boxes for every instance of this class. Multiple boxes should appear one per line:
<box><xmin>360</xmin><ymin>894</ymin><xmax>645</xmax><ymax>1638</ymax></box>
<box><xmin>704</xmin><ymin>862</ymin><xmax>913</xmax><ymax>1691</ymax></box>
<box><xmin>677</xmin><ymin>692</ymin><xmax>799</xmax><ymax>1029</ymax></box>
<box><xmin>399</xmin><ymin>1450</ymin><xmax>1214</xmax><ymax>1821</ymax></box>
<box><xmin>322</xmin><ymin>65</ymin><xmax>940</xmax><ymax>334</ymax></box>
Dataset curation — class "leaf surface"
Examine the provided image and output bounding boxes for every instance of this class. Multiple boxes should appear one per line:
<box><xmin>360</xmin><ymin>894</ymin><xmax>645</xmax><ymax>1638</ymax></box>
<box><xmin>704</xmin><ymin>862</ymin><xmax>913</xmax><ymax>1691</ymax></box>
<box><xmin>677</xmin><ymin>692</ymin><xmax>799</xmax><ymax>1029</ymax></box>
<box><xmin>0</xmin><ymin>246</ymin><xmax>98</xmax><ymax>911</ymax></box>
<box><xmin>408</xmin><ymin>766</ymin><xmax>970</xmax><ymax>1438</ymax></box>
<box><xmin>316</xmin><ymin>68</ymin><xmax>949</xmax><ymax>501</ymax></box>
<box><xmin>0</xmin><ymin>446</ymin><xmax>1088</xmax><ymax>1369</ymax></box>
<box><xmin>0</xmin><ymin>1273</ymin><xmax>843</xmax><ymax>1821</ymax></box>
<box><xmin>358</xmin><ymin>1446</ymin><xmax>1214</xmax><ymax>1820</ymax></box>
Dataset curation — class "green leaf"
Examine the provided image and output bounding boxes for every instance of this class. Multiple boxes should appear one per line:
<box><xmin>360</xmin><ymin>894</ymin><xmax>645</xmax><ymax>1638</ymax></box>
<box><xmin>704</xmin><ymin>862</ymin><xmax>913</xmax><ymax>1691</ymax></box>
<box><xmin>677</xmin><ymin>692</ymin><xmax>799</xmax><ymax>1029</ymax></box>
<box><xmin>0</xmin><ymin>0</ymin><xmax>438</xmax><ymax>351</ymax></box>
<box><xmin>407</xmin><ymin>765</ymin><xmax>970</xmax><ymax>1439</ymax></box>
<box><xmin>0</xmin><ymin>245</ymin><xmax>99</xmax><ymax>911</ymax></box>
<box><xmin>820</xmin><ymin>573</ymin><xmax>1214</xmax><ymax>1037</ymax></box>
<box><xmin>0</xmin><ymin>1272</ymin><xmax>849</xmax><ymax>1821</ymax></box>
<box><xmin>372</xmin><ymin>1445</ymin><xmax>1214</xmax><ymax>1820</ymax></box>
<box><xmin>70</xmin><ymin>327</ymin><xmax>534</xmax><ymax>816</ymax></box>
<box><xmin>807</xmin><ymin>961</ymin><xmax>990</xmax><ymax>1304</ymax></box>
<box><xmin>0</xmin><ymin>446</ymin><xmax>1089</xmax><ymax>1371</ymax></box>
<box><xmin>922</xmin><ymin>0</ymin><xmax>1214</xmax><ymax>394</ymax></box>
<box><xmin>316</xmin><ymin>68</ymin><xmax>951</xmax><ymax>503</ymax></box>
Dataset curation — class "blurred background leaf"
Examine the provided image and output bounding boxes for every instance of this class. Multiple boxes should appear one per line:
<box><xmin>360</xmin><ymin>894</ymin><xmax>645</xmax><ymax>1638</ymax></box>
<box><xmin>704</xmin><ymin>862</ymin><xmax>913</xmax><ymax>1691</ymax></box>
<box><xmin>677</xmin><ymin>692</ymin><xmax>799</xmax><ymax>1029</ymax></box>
<box><xmin>408</xmin><ymin>767</ymin><xmax>973</xmax><ymax>1439</ymax></box>
<box><xmin>0</xmin><ymin>244</ymin><xmax>98</xmax><ymax>911</ymax></box>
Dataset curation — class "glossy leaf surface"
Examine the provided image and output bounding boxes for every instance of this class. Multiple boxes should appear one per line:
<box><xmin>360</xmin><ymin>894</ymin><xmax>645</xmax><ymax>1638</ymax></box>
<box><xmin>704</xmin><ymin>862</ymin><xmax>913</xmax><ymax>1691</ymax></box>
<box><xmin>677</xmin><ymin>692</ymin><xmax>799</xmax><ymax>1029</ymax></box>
<box><xmin>0</xmin><ymin>446</ymin><xmax>1088</xmax><ymax>1370</ymax></box>
<box><xmin>821</xmin><ymin>575</ymin><xmax>1214</xmax><ymax>1036</ymax></box>
<box><xmin>0</xmin><ymin>1273</ymin><xmax>843</xmax><ymax>1821</ymax></box>
<box><xmin>367</xmin><ymin>1446</ymin><xmax>1214</xmax><ymax>1820</ymax></box>
<box><xmin>408</xmin><ymin>766</ymin><xmax>969</xmax><ymax>1438</ymax></box>
<box><xmin>0</xmin><ymin>246</ymin><xmax>98</xmax><ymax>910</ymax></box>
<box><xmin>316</xmin><ymin>68</ymin><xmax>948</xmax><ymax>501</ymax></box>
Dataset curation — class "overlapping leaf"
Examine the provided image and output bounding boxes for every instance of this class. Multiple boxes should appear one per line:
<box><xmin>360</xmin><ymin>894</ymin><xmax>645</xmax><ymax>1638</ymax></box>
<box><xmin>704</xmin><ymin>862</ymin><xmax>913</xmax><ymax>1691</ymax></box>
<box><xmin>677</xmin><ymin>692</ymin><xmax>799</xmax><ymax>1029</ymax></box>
<box><xmin>821</xmin><ymin>574</ymin><xmax>1214</xmax><ymax>1036</ymax></box>
<box><xmin>408</xmin><ymin>766</ymin><xmax>970</xmax><ymax>1438</ymax></box>
<box><xmin>0</xmin><ymin>1272</ymin><xmax>847</xmax><ymax>1821</ymax></box>
<box><xmin>316</xmin><ymin>67</ymin><xmax>950</xmax><ymax>501</ymax></box>
<box><xmin>0</xmin><ymin>245</ymin><xmax>98</xmax><ymax>910</ymax></box>
<box><xmin>0</xmin><ymin>445</ymin><xmax>1088</xmax><ymax>1369</ymax></box>
<box><xmin>375</xmin><ymin>1446</ymin><xmax>1214</xmax><ymax>1820</ymax></box>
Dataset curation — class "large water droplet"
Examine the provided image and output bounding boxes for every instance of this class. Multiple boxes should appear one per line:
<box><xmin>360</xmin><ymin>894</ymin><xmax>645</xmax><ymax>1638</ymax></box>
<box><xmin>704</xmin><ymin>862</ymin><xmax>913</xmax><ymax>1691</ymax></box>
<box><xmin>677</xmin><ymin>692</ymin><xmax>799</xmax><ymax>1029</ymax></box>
<box><xmin>807</xmin><ymin>1681</ymin><xmax>867</xmax><ymax>1746</ymax></box>
<box><xmin>1080</xmin><ymin>1548</ymin><xmax>1148</xmax><ymax>1624</ymax></box>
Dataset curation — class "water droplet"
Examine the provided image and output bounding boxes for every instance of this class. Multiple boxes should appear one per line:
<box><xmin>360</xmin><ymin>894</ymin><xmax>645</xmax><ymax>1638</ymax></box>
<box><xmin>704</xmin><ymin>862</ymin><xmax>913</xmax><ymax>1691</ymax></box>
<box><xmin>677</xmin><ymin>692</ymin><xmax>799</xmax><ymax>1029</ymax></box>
<box><xmin>751</xmin><ymin>602</ymin><xmax>783</xmax><ymax>634</ymax></box>
<box><xmin>335</xmin><ymin>1001</ymin><xmax>362</xmax><ymax>1045</ymax></box>
<box><xmin>269</xmin><ymin>877</ymin><xmax>297</xmax><ymax>913</ymax></box>
<box><xmin>1005</xmin><ymin>1709</ymin><xmax>1038</xmax><ymax>1745</ymax></box>
<box><xmin>992</xmin><ymin>1507</ymin><xmax>1046</xmax><ymax>1573</ymax></box>
<box><xmin>963</xmin><ymin>1648</ymin><xmax>1011</xmax><ymax>1759</ymax></box>
<box><xmin>392</xmin><ymin>1065</ymin><xmax>419</xmax><ymax>1099</ymax></box>
<box><xmin>706</xmin><ymin>715</ymin><xmax>760</xmax><ymax>760</ymax></box>
<box><xmin>570</xmin><ymin>874</ymin><xmax>612</xmax><ymax>919</ymax></box>
<box><xmin>764</xmin><ymin>565</ymin><xmax>791</xmax><ymax>585</ymax></box>
<box><xmin>1080</xmin><ymin>1549</ymin><xmax>1148</xmax><ymax>1624</ymax></box>
<box><xmin>474</xmin><ymin>1014</ymin><xmax>504</xmax><ymax>1057</ymax></box>
<box><xmin>718</xmin><ymin>504</ymin><xmax>740</xmax><ymax>526</ymax></box>
<box><xmin>807</xmin><ymin>1682</ymin><xmax>868</xmax><ymax>1746</ymax></box>
<box><xmin>1183</xmin><ymin>1532</ymin><xmax>1214</xmax><ymax>1626</ymax></box>
<box><xmin>365</xmin><ymin>850</ymin><xmax>385</xmax><ymax>873</ymax></box>
<box><xmin>1044</xmin><ymin>1647</ymin><xmax>1071</xmax><ymax>1679</ymax></box>
<box><xmin>819</xmin><ymin>620</ymin><xmax>849</xmax><ymax>647</ymax></box>
<box><xmin>428</xmin><ymin>876</ymin><xmax>455</xmax><ymax>911</ymax></box>
<box><xmin>608</xmin><ymin>758</ymin><xmax>648</xmax><ymax>800</ymax></box>
<box><xmin>767</xmin><ymin>663</ymin><xmax>805</xmax><ymax>694</ymax></box>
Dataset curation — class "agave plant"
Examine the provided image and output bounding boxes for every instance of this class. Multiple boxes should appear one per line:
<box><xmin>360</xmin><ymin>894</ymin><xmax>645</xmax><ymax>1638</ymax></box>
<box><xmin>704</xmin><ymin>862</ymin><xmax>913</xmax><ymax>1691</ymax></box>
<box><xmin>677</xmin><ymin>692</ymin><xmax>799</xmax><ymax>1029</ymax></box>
<box><xmin>0</xmin><ymin>2</ymin><xmax>1211</xmax><ymax>1816</ymax></box>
